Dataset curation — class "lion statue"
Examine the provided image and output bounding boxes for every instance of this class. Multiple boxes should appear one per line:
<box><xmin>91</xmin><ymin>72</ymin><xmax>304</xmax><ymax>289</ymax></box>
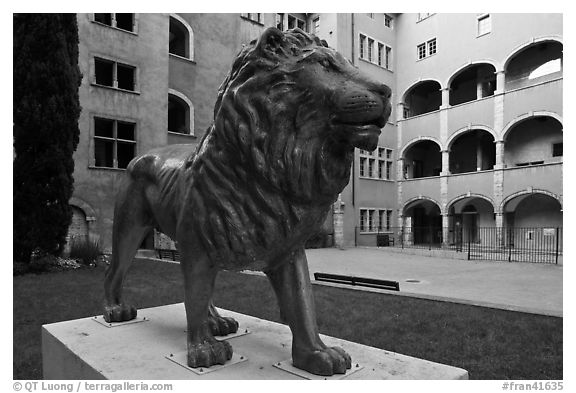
<box><xmin>103</xmin><ymin>27</ymin><xmax>391</xmax><ymax>376</ymax></box>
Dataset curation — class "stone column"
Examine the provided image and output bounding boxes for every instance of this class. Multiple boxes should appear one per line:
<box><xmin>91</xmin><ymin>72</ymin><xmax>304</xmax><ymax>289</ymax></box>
<box><xmin>397</xmin><ymin>102</ymin><xmax>405</xmax><ymax>121</ymax></box>
<box><xmin>494</xmin><ymin>140</ymin><xmax>505</xmax><ymax>169</ymax></box>
<box><xmin>441</xmin><ymin>87</ymin><xmax>450</xmax><ymax>109</ymax></box>
<box><xmin>333</xmin><ymin>194</ymin><xmax>346</xmax><ymax>249</ymax></box>
<box><xmin>495</xmin><ymin>212</ymin><xmax>504</xmax><ymax>247</ymax></box>
<box><xmin>441</xmin><ymin>150</ymin><xmax>450</xmax><ymax>175</ymax></box>
<box><xmin>494</xmin><ymin>70</ymin><xmax>506</xmax><ymax>95</ymax></box>
<box><xmin>442</xmin><ymin>213</ymin><xmax>450</xmax><ymax>246</ymax></box>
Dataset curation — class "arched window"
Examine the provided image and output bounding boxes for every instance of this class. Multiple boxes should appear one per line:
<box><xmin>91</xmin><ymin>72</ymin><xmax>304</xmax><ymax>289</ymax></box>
<box><xmin>168</xmin><ymin>90</ymin><xmax>194</xmax><ymax>135</ymax></box>
<box><xmin>169</xmin><ymin>15</ymin><xmax>194</xmax><ymax>60</ymax></box>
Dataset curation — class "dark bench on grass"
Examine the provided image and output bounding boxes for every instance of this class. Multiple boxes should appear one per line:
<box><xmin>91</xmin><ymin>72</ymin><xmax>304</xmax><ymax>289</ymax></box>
<box><xmin>313</xmin><ymin>272</ymin><xmax>400</xmax><ymax>291</ymax></box>
<box><xmin>157</xmin><ymin>249</ymin><xmax>180</xmax><ymax>262</ymax></box>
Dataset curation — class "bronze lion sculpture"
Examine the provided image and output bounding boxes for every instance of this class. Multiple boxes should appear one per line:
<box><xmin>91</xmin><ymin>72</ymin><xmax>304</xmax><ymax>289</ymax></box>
<box><xmin>103</xmin><ymin>27</ymin><xmax>391</xmax><ymax>376</ymax></box>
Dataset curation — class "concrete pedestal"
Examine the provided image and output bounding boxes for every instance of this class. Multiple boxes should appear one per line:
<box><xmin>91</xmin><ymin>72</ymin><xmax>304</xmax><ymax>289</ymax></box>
<box><xmin>42</xmin><ymin>303</ymin><xmax>468</xmax><ymax>380</ymax></box>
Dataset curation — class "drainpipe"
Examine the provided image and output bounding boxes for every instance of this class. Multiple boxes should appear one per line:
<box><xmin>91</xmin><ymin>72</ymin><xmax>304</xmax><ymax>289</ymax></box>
<box><xmin>351</xmin><ymin>13</ymin><xmax>356</xmax><ymax>207</ymax></box>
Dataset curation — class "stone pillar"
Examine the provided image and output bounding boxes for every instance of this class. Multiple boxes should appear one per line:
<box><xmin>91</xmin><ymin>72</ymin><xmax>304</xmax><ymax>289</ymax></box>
<box><xmin>495</xmin><ymin>212</ymin><xmax>504</xmax><ymax>247</ymax></box>
<box><xmin>441</xmin><ymin>150</ymin><xmax>450</xmax><ymax>175</ymax></box>
<box><xmin>397</xmin><ymin>102</ymin><xmax>405</xmax><ymax>121</ymax></box>
<box><xmin>333</xmin><ymin>194</ymin><xmax>345</xmax><ymax>249</ymax></box>
<box><xmin>495</xmin><ymin>70</ymin><xmax>506</xmax><ymax>95</ymax></box>
<box><xmin>441</xmin><ymin>87</ymin><xmax>450</xmax><ymax>109</ymax></box>
<box><xmin>494</xmin><ymin>140</ymin><xmax>505</xmax><ymax>169</ymax></box>
<box><xmin>442</xmin><ymin>213</ymin><xmax>450</xmax><ymax>245</ymax></box>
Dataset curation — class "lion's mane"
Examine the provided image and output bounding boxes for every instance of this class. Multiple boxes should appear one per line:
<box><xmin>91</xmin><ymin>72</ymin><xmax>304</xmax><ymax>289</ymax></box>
<box><xmin>185</xmin><ymin>29</ymin><xmax>352</xmax><ymax>269</ymax></box>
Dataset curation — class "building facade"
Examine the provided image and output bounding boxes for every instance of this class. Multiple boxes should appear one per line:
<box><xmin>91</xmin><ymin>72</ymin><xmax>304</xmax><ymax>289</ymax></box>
<box><xmin>67</xmin><ymin>13</ymin><xmax>562</xmax><ymax>255</ymax></box>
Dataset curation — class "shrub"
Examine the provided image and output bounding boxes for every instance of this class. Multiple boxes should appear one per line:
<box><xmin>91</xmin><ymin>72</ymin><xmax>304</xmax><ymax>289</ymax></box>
<box><xmin>69</xmin><ymin>238</ymin><xmax>102</xmax><ymax>266</ymax></box>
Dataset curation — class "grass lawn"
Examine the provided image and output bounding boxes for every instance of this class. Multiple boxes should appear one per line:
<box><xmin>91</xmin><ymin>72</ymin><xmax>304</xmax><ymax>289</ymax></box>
<box><xmin>14</xmin><ymin>258</ymin><xmax>562</xmax><ymax>380</ymax></box>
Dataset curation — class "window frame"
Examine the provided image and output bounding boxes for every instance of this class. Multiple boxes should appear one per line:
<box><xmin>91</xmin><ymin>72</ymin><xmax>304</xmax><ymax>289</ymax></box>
<box><xmin>92</xmin><ymin>115</ymin><xmax>137</xmax><ymax>170</ymax></box>
<box><xmin>477</xmin><ymin>13</ymin><xmax>491</xmax><ymax>37</ymax></box>
<box><xmin>168</xmin><ymin>89</ymin><xmax>195</xmax><ymax>136</ymax></box>
<box><xmin>359</xmin><ymin>32</ymin><xmax>393</xmax><ymax>71</ymax></box>
<box><xmin>169</xmin><ymin>14</ymin><xmax>195</xmax><ymax>62</ymax></box>
<box><xmin>427</xmin><ymin>38</ymin><xmax>437</xmax><ymax>56</ymax></box>
<box><xmin>360</xmin><ymin>208</ymin><xmax>394</xmax><ymax>233</ymax></box>
<box><xmin>417</xmin><ymin>38</ymin><xmax>437</xmax><ymax>61</ymax></box>
<box><xmin>241</xmin><ymin>13</ymin><xmax>263</xmax><ymax>25</ymax></box>
<box><xmin>384</xmin><ymin>14</ymin><xmax>393</xmax><ymax>28</ymax></box>
<box><xmin>92</xmin><ymin>13</ymin><xmax>138</xmax><ymax>34</ymax></box>
<box><xmin>360</xmin><ymin>147</ymin><xmax>394</xmax><ymax>181</ymax></box>
<box><xmin>92</xmin><ymin>56</ymin><xmax>138</xmax><ymax>93</ymax></box>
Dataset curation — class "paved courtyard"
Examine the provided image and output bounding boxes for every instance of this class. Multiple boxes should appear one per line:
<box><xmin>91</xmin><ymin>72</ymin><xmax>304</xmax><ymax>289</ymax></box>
<box><xmin>305</xmin><ymin>247</ymin><xmax>562</xmax><ymax>317</ymax></box>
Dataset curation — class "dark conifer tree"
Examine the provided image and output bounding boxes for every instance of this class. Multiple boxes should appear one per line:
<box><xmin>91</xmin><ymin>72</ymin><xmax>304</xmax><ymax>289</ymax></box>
<box><xmin>13</xmin><ymin>14</ymin><xmax>81</xmax><ymax>262</ymax></box>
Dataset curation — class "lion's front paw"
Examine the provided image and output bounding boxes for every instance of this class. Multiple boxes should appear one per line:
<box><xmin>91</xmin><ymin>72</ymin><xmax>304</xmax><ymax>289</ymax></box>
<box><xmin>207</xmin><ymin>315</ymin><xmax>239</xmax><ymax>337</ymax></box>
<box><xmin>103</xmin><ymin>304</ymin><xmax>137</xmax><ymax>323</ymax></box>
<box><xmin>293</xmin><ymin>346</ymin><xmax>352</xmax><ymax>376</ymax></box>
<box><xmin>187</xmin><ymin>339</ymin><xmax>233</xmax><ymax>369</ymax></box>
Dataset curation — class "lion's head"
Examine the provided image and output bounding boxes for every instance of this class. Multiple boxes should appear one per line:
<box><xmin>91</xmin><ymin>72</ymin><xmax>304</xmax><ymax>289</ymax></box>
<box><xmin>204</xmin><ymin>27</ymin><xmax>391</xmax><ymax>204</ymax></box>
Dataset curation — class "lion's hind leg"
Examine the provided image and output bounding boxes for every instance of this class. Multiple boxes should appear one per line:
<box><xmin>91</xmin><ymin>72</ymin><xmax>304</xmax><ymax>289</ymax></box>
<box><xmin>103</xmin><ymin>182</ymin><xmax>154</xmax><ymax>323</ymax></box>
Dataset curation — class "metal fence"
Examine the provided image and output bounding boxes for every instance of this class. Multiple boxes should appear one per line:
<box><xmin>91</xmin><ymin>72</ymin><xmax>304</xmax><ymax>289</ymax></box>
<box><xmin>355</xmin><ymin>226</ymin><xmax>563</xmax><ymax>264</ymax></box>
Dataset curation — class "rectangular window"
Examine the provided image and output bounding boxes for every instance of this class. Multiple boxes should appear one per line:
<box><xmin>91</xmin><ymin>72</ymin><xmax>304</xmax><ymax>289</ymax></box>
<box><xmin>360</xmin><ymin>209</ymin><xmax>367</xmax><ymax>232</ymax></box>
<box><xmin>94</xmin><ymin>117</ymin><xmax>137</xmax><ymax>169</ymax></box>
<box><xmin>94</xmin><ymin>13</ymin><xmax>112</xmax><ymax>26</ymax></box>
<box><xmin>114</xmin><ymin>14</ymin><xmax>134</xmax><ymax>31</ymax></box>
<box><xmin>313</xmin><ymin>17</ymin><xmax>320</xmax><ymax>35</ymax></box>
<box><xmin>385</xmin><ymin>46</ymin><xmax>392</xmax><ymax>70</ymax></box>
<box><xmin>427</xmin><ymin>38</ymin><xmax>437</xmax><ymax>56</ymax></box>
<box><xmin>378</xmin><ymin>161</ymin><xmax>385</xmax><ymax>179</ymax></box>
<box><xmin>94</xmin><ymin>13</ymin><xmax>134</xmax><ymax>32</ymax></box>
<box><xmin>367</xmin><ymin>38</ymin><xmax>374</xmax><ymax>62</ymax></box>
<box><xmin>386</xmin><ymin>161</ymin><xmax>392</xmax><ymax>180</ymax></box>
<box><xmin>360</xmin><ymin>147</ymin><xmax>392</xmax><ymax>180</ymax></box>
<box><xmin>368</xmin><ymin>158</ymin><xmax>375</xmax><ymax>177</ymax></box>
<box><xmin>276</xmin><ymin>13</ymin><xmax>284</xmax><ymax>30</ymax></box>
<box><xmin>94</xmin><ymin>58</ymin><xmax>136</xmax><ymax>91</ymax></box>
<box><xmin>378</xmin><ymin>210</ymin><xmax>385</xmax><ymax>231</ymax></box>
<box><xmin>95</xmin><ymin>58</ymin><xmax>114</xmax><ymax>87</ymax></box>
<box><xmin>477</xmin><ymin>14</ymin><xmax>491</xmax><ymax>36</ymax></box>
<box><xmin>359</xmin><ymin>34</ymin><xmax>366</xmax><ymax>59</ymax></box>
<box><xmin>368</xmin><ymin>210</ymin><xmax>375</xmax><ymax>231</ymax></box>
<box><xmin>287</xmin><ymin>14</ymin><xmax>305</xmax><ymax>30</ymax></box>
<box><xmin>288</xmin><ymin>15</ymin><xmax>296</xmax><ymax>29</ymax></box>
<box><xmin>116</xmin><ymin>63</ymin><xmax>135</xmax><ymax>91</ymax></box>
<box><xmin>384</xmin><ymin>14</ymin><xmax>393</xmax><ymax>28</ymax></box>
<box><xmin>377</xmin><ymin>43</ymin><xmax>384</xmax><ymax>66</ymax></box>
<box><xmin>552</xmin><ymin>142</ymin><xmax>563</xmax><ymax>157</ymax></box>
<box><xmin>417</xmin><ymin>43</ymin><xmax>426</xmax><ymax>60</ymax></box>
<box><xmin>242</xmin><ymin>13</ymin><xmax>261</xmax><ymax>23</ymax></box>
<box><xmin>386</xmin><ymin>210</ymin><xmax>392</xmax><ymax>230</ymax></box>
